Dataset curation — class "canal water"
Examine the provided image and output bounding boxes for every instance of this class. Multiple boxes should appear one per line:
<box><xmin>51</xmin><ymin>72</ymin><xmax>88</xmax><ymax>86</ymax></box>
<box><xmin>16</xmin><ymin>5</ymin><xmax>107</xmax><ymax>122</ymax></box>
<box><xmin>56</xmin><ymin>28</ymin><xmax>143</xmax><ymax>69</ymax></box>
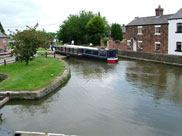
<box><xmin>1</xmin><ymin>58</ymin><xmax>182</xmax><ymax>136</ymax></box>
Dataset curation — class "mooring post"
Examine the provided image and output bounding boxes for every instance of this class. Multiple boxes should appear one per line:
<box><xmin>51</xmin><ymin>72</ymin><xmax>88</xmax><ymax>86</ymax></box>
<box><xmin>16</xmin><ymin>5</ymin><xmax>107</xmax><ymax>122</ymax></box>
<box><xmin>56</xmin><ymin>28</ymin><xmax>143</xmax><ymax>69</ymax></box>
<box><xmin>54</xmin><ymin>52</ymin><xmax>56</xmax><ymax>58</ymax></box>
<box><xmin>45</xmin><ymin>52</ymin><xmax>47</xmax><ymax>58</ymax></box>
<box><xmin>4</xmin><ymin>59</ymin><xmax>6</xmax><ymax>66</ymax></box>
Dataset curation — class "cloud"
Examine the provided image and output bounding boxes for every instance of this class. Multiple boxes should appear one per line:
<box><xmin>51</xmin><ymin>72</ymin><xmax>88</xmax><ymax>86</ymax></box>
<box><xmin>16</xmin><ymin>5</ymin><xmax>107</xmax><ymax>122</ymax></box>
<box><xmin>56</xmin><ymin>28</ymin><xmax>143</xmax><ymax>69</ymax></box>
<box><xmin>0</xmin><ymin>0</ymin><xmax>42</xmax><ymax>32</ymax></box>
<box><xmin>0</xmin><ymin>0</ymin><xmax>181</xmax><ymax>33</ymax></box>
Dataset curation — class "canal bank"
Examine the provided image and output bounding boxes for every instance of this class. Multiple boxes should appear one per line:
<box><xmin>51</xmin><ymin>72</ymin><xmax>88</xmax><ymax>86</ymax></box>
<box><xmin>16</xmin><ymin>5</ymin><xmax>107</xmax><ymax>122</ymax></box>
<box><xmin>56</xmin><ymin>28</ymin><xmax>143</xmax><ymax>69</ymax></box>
<box><xmin>0</xmin><ymin>57</ymin><xmax>71</xmax><ymax>100</ymax></box>
<box><xmin>118</xmin><ymin>50</ymin><xmax>182</xmax><ymax>66</ymax></box>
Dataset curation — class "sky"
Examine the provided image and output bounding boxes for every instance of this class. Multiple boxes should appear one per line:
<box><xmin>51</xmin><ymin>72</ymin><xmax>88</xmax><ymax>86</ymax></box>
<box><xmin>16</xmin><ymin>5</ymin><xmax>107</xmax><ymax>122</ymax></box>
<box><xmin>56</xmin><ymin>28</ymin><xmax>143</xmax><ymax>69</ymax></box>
<box><xmin>0</xmin><ymin>0</ymin><xmax>181</xmax><ymax>34</ymax></box>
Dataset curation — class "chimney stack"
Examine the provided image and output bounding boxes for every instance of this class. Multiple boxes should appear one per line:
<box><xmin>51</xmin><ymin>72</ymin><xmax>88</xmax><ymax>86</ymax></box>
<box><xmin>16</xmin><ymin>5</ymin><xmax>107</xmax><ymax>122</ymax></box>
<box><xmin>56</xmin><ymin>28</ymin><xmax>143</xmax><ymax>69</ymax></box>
<box><xmin>155</xmin><ymin>5</ymin><xmax>163</xmax><ymax>16</ymax></box>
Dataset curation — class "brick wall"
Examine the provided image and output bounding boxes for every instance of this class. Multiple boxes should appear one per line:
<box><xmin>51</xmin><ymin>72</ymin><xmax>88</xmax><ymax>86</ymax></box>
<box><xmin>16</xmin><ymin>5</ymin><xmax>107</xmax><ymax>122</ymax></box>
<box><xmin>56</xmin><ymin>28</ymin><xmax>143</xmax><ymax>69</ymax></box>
<box><xmin>0</xmin><ymin>38</ymin><xmax>8</xmax><ymax>51</ymax></box>
<box><xmin>101</xmin><ymin>40</ymin><xmax>132</xmax><ymax>50</ymax></box>
<box><xmin>125</xmin><ymin>24</ymin><xmax>168</xmax><ymax>54</ymax></box>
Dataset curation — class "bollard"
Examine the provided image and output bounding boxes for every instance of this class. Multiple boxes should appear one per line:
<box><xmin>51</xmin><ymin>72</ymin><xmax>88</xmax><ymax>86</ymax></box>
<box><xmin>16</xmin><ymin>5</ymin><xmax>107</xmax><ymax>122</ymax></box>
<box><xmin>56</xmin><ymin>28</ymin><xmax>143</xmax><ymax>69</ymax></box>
<box><xmin>54</xmin><ymin>52</ymin><xmax>56</xmax><ymax>58</ymax></box>
<box><xmin>45</xmin><ymin>52</ymin><xmax>47</xmax><ymax>58</ymax></box>
<box><xmin>4</xmin><ymin>59</ymin><xmax>6</xmax><ymax>66</ymax></box>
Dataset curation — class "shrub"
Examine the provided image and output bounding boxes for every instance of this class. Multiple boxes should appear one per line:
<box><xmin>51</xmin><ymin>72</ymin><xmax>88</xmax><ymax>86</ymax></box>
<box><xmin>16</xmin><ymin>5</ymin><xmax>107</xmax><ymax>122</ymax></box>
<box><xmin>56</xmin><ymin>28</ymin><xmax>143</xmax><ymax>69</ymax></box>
<box><xmin>102</xmin><ymin>37</ymin><xmax>109</xmax><ymax>46</ymax></box>
<box><xmin>115</xmin><ymin>40</ymin><xmax>120</xmax><ymax>43</ymax></box>
<box><xmin>111</xmin><ymin>23</ymin><xmax>123</xmax><ymax>41</ymax></box>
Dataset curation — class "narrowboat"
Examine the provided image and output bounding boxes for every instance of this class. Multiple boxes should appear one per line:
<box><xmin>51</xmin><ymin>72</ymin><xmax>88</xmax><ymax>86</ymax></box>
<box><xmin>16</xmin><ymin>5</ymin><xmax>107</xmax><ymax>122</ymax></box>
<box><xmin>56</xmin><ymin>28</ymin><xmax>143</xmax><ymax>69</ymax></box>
<box><xmin>0</xmin><ymin>51</ymin><xmax>9</xmax><ymax>56</ymax></box>
<box><xmin>55</xmin><ymin>45</ymin><xmax>118</xmax><ymax>63</ymax></box>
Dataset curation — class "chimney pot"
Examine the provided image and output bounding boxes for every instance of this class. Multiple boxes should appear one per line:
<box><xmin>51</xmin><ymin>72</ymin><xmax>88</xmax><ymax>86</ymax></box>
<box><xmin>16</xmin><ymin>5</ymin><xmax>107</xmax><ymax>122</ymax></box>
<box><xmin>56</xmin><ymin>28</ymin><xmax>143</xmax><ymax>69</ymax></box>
<box><xmin>155</xmin><ymin>5</ymin><xmax>163</xmax><ymax>16</ymax></box>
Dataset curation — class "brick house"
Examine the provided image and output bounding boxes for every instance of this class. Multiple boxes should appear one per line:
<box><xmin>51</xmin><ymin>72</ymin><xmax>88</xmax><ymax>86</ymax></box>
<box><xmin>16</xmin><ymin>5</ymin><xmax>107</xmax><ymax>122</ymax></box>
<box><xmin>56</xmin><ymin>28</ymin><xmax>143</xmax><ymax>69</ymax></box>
<box><xmin>0</xmin><ymin>32</ymin><xmax>8</xmax><ymax>53</ymax></box>
<box><xmin>124</xmin><ymin>6</ymin><xmax>182</xmax><ymax>55</ymax></box>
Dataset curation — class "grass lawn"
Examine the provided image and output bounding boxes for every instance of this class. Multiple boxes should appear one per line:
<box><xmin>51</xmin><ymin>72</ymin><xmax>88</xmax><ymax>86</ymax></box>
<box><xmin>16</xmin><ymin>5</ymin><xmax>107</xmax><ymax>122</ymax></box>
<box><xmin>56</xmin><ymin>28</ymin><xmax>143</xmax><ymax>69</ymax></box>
<box><xmin>37</xmin><ymin>47</ymin><xmax>50</xmax><ymax>51</ymax></box>
<box><xmin>0</xmin><ymin>56</ymin><xmax>65</xmax><ymax>91</ymax></box>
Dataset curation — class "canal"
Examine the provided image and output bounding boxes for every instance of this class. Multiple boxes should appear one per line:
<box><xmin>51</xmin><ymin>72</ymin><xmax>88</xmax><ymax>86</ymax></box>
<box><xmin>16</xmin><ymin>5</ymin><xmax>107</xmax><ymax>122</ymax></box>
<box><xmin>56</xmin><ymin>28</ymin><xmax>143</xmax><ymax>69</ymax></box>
<box><xmin>1</xmin><ymin>58</ymin><xmax>182</xmax><ymax>136</ymax></box>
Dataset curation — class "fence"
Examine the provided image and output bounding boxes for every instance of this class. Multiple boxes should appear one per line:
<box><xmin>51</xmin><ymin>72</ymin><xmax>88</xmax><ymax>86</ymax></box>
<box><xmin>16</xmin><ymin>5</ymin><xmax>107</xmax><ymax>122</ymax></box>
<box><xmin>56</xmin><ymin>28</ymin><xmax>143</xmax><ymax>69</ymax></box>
<box><xmin>0</xmin><ymin>57</ymin><xmax>15</xmax><ymax>66</ymax></box>
<box><xmin>0</xmin><ymin>51</ymin><xmax>56</xmax><ymax>66</ymax></box>
<box><xmin>37</xmin><ymin>51</ymin><xmax>56</xmax><ymax>58</ymax></box>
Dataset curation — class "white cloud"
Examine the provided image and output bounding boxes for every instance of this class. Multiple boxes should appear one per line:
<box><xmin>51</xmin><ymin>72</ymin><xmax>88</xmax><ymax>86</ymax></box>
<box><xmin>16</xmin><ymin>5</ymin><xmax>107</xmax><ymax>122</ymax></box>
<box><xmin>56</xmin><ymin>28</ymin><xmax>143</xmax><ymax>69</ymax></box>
<box><xmin>0</xmin><ymin>0</ymin><xmax>181</xmax><ymax>33</ymax></box>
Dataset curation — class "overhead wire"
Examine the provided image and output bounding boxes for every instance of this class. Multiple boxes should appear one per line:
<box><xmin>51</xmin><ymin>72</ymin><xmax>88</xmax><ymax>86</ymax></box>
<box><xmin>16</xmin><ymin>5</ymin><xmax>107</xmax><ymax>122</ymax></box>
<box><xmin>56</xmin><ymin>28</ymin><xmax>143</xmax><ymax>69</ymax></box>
<box><xmin>4</xmin><ymin>23</ymin><xmax>60</xmax><ymax>29</ymax></box>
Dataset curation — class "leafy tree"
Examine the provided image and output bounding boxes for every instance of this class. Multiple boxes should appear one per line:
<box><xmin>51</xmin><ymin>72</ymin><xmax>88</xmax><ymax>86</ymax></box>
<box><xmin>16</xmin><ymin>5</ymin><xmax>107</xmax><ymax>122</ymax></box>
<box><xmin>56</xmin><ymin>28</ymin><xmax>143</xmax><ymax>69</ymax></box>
<box><xmin>86</xmin><ymin>16</ymin><xmax>106</xmax><ymax>45</ymax></box>
<box><xmin>0</xmin><ymin>22</ymin><xmax>5</xmax><ymax>34</ymax></box>
<box><xmin>36</xmin><ymin>30</ymin><xmax>51</xmax><ymax>49</ymax></box>
<box><xmin>12</xmin><ymin>24</ymin><xmax>49</xmax><ymax>65</ymax></box>
<box><xmin>111</xmin><ymin>23</ymin><xmax>123</xmax><ymax>41</ymax></box>
<box><xmin>48</xmin><ymin>32</ymin><xmax>57</xmax><ymax>41</ymax></box>
<box><xmin>57</xmin><ymin>11</ymin><xmax>95</xmax><ymax>45</ymax></box>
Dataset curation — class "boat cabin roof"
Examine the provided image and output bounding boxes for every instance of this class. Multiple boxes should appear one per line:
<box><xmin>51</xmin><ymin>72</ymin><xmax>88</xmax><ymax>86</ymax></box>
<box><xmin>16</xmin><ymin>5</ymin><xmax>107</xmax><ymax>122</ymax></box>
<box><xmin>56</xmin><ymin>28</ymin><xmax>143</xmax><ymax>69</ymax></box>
<box><xmin>63</xmin><ymin>45</ymin><xmax>106</xmax><ymax>51</ymax></box>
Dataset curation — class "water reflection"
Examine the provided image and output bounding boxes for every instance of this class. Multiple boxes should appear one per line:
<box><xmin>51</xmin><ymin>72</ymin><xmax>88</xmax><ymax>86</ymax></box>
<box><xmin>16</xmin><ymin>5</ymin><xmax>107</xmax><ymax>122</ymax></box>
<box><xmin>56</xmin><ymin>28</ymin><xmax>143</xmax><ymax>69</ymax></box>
<box><xmin>66</xmin><ymin>58</ymin><xmax>117</xmax><ymax>79</ymax></box>
<box><xmin>4</xmin><ymin>87</ymin><xmax>63</xmax><ymax>116</ymax></box>
<box><xmin>125</xmin><ymin>60</ymin><xmax>182</xmax><ymax>104</ymax></box>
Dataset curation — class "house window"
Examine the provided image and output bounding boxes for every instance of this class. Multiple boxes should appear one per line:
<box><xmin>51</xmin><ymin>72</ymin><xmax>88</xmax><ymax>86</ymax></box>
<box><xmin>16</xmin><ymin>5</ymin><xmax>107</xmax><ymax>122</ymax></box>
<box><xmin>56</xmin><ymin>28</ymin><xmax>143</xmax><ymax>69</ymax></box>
<box><xmin>155</xmin><ymin>42</ymin><xmax>160</xmax><ymax>51</ymax></box>
<box><xmin>138</xmin><ymin>41</ymin><xmax>143</xmax><ymax>50</ymax></box>
<box><xmin>155</xmin><ymin>25</ymin><xmax>161</xmax><ymax>35</ymax></box>
<box><xmin>176</xmin><ymin>23</ymin><xmax>182</xmax><ymax>33</ymax></box>
<box><xmin>127</xmin><ymin>40</ymin><xmax>131</xmax><ymax>48</ymax></box>
<box><xmin>138</xmin><ymin>26</ymin><xmax>142</xmax><ymax>35</ymax></box>
<box><xmin>176</xmin><ymin>42</ymin><xmax>182</xmax><ymax>52</ymax></box>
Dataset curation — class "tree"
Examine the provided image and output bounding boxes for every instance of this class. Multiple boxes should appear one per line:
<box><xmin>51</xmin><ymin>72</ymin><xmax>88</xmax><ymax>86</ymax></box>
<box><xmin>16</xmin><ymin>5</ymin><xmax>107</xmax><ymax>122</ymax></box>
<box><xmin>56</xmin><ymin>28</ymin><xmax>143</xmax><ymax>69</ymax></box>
<box><xmin>36</xmin><ymin>30</ymin><xmax>54</xmax><ymax>49</ymax></box>
<box><xmin>57</xmin><ymin>11</ymin><xmax>95</xmax><ymax>45</ymax></box>
<box><xmin>12</xmin><ymin>24</ymin><xmax>49</xmax><ymax>65</ymax></box>
<box><xmin>0</xmin><ymin>22</ymin><xmax>5</xmax><ymax>34</ymax></box>
<box><xmin>111</xmin><ymin>23</ymin><xmax>123</xmax><ymax>41</ymax></box>
<box><xmin>86</xmin><ymin>16</ymin><xmax>106</xmax><ymax>45</ymax></box>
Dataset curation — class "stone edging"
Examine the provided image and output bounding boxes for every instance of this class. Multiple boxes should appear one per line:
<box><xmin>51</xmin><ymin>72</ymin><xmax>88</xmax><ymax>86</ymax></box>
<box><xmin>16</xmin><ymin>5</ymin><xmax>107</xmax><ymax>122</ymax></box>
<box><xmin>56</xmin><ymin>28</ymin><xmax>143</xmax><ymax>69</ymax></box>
<box><xmin>118</xmin><ymin>55</ymin><xmax>182</xmax><ymax>66</ymax></box>
<box><xmin>118</xmin><ymin>50</ymin><xmax>182</xmax><ymax>67</ymax></box>
<box><xmin>0</xmin><ymin>59</ymin><xmax>71</xmax><ymax>100</ymax></box>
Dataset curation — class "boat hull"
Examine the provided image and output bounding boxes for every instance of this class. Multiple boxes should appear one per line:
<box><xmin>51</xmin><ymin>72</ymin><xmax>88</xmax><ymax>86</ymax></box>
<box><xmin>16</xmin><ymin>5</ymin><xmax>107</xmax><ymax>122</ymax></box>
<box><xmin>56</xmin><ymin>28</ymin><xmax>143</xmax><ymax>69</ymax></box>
<box><xmin>107</xmin><ymin>58</ymin><xmax>118</xmax><ymax>63</ymax></box>
<box><xmin>0</xmin><ymin>52</ymin><xmax>9</xmax><ymax>56</ymax></box>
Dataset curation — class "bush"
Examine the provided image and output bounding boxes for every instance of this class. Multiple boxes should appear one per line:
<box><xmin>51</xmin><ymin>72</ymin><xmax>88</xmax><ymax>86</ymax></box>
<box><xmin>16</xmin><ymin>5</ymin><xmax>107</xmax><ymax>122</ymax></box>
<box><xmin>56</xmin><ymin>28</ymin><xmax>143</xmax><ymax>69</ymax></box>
<box><xmin>102</xmin><ymin>37</ymin><xmax>109</xmax><ymax>46</ymax></box>
<box><xmin>111</xmin><ymin>23</ymin><xmax>123</xmax><ymax>41</ymax></box>
<box><xmin>115</xmin><ymin>40</ymin><xmax>120</xmax><ymax>43</ymax></box>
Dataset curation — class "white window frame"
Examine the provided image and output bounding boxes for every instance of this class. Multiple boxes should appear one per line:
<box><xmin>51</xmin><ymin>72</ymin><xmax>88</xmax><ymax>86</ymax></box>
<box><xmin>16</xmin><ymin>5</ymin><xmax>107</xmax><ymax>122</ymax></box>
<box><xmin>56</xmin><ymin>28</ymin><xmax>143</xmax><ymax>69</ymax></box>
<box><xmin>138</xmin><ymin>41</ymin><xmax>143</xmax><ymax>49</ymax></box>
<box><xmin>138</xmin><ymin>26</ymin><xmax>143</xmax><ymax>35</ymax></box>
<box><xmin>127</xmin><ymin>40</ymin><xmax>131</xmax><ymax>47</ymax></box>
<box><xmin>155</xmin><ymin>25</ymin><xmax>161</xmax><ymax>35</ymax></box>
<box><xmin>155</xmin><ymin>42</ymin><xmax>160</xmax><ymax>51</ymax></box>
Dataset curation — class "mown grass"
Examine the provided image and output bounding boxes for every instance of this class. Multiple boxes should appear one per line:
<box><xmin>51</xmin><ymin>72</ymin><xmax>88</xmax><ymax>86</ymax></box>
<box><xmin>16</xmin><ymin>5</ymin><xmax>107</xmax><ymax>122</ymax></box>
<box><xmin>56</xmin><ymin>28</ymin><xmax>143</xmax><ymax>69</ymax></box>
<box><xmin>37</xmin><ymin>47</ymin><xmax>50</xmax><ymax>51</ymax></box>
<box><xmin>0</xmin><ymin>56</ymin><xmax>65</xmax><ymax>91</ymax></box>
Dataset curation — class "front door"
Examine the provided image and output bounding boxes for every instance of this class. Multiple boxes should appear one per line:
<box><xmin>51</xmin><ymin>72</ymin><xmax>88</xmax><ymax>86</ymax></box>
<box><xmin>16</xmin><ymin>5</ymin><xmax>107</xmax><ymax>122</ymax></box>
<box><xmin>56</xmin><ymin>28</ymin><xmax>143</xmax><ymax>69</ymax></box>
<box><xmin>133</xmin><ymin>40</ymin><xmax>137</xmax><ymax>51</ymax></box>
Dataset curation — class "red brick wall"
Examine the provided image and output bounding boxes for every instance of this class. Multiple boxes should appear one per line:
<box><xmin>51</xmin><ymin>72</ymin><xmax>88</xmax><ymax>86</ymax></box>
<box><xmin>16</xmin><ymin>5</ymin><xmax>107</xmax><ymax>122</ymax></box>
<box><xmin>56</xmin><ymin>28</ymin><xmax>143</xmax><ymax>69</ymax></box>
<box><xmin>100</xmin><ymin>40</ymin><xmax>131</xmax><ymax>50</ymax></box>
<box><xmin>125</xmin><ymin>24</ymin><xmax>168</xmax><ymax>54</ymax></box>
<box><xmin>0</xmin><ymin>38</ymin><xmax>8</xmax><ymax>51</ymax></box>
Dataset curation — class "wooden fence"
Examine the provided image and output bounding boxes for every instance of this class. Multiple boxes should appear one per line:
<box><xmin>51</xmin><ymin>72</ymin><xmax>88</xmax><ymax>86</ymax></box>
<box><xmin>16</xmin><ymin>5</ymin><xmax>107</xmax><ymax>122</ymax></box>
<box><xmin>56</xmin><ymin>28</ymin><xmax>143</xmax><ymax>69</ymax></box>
<box><xmin>0</xmin><ymin>57</ymin><xmax>16</xmax><ymax>66</ymax></box>
<box><xmin>0</xmin><ymin>51</ymin><xmax>56</xmax><ymax>66</ymax></box>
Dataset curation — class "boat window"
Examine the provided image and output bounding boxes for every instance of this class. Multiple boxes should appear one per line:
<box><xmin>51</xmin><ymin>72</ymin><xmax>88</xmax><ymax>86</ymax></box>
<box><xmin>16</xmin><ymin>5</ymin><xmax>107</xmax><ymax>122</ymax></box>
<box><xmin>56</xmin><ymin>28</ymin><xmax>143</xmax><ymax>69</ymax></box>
<box><xmin>86</xmin><ymin>50</ymin><xmax>92</xmax><ymax>54</ymax></box>
<box><xmin>93</xmin><ymin>51</ymin><xmax>98</xmax><ymax>55</ymax></box>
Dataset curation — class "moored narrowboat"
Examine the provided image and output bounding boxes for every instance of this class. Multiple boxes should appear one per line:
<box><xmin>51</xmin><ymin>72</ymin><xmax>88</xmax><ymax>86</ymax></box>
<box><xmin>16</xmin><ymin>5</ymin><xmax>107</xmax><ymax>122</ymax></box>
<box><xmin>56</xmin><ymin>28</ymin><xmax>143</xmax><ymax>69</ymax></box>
<box><xmin>55</xmin><ymin>45</ymin><xmax>118</xmax><ymax>63</ymax></box>
<box><xmin>0</xmin><ymin>51</ymin><xmax>9</xmax><ymax>56</ymax></box>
